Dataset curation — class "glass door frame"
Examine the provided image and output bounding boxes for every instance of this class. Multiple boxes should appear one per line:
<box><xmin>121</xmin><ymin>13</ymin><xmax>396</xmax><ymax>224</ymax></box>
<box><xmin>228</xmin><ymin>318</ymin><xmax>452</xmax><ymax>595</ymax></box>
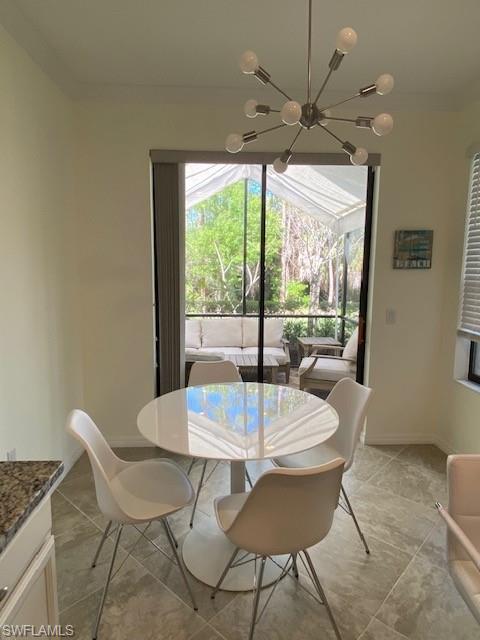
<box><xmin>151</xmin><ymin>150</ymin><xmax>380</xmax><ymax>394</ymax></box>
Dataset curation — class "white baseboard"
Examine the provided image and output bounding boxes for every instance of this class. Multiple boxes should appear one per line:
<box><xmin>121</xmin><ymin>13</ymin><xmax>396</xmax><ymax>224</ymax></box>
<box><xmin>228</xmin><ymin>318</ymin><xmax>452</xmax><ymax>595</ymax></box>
<box><xmin>432</xmin><ymin>435</ymin><xmax>459</xmax><ymax>455</ymax></box>
<box><xmin>364</xmin><ymin>431</ymin><xmax>458</xmax><ymax>455</ymax></box>
<box><xmin>364</xmin><ymin>432</ymin><xmax>434</xmax><ymax>446</ymax></box>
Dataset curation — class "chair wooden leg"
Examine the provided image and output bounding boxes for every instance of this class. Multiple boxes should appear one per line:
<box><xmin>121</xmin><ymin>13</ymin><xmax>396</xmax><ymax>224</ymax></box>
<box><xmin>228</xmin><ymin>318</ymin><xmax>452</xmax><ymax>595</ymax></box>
<box><xmin>285</xmin><ymin>363</ymin><xmax>290</xmax><ymax>383</ymax></box>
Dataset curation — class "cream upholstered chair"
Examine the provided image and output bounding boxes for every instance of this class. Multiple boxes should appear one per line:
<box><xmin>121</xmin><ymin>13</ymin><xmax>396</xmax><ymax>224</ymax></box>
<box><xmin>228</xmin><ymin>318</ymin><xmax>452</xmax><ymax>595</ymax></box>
<box><xmin>299</xmin><ymin>327</ymin><xmax>358</xmax><ymax>392</ymax></box>
<box><xmin>274</xmin><ymin>377</ymin><xmax>373</xmax><ymax>554</ymax></box>
<box><xmin>211</xmin><ymin>459</ymin><xmax>345</xmax><ymax>640</ymax></box>
<box><xmin>188</xmin><ymin>360</ymin><xmax>251</xmax><ymax>527</ymax></box>
<box><xmin>66</xmin><ymin>410</ymin><xmax>197</xmax><ymax>639</ymax></box>
<box><xmin>436</xmin><ymin>455</ymin><xmax>480</xmax><ymax>624</ymax></box>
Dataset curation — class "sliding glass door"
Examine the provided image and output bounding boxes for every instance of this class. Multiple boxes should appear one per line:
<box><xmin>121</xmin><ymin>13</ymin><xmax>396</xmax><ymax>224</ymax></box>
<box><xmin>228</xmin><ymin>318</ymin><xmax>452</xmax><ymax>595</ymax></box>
<box><xmin>184</xmin><ymin>164</ymin><xmax>265</xmax><ymax>383</ymax></box>
<box><xmin>182</xmin><ymin>161</ymin><xmax>372</xmax><ymax>390</ymax></box>
<box><xmin>264</xmin><ymin>164</ymin><xmax>370</xmax><ymax>375</ymax></box>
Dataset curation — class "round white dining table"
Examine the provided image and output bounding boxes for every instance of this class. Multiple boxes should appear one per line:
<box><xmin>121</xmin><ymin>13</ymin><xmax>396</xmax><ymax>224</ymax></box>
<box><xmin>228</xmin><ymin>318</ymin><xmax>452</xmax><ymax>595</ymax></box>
<box><xmin>137</xmin><ymin>382</ymin><xmax>338</xmax><ymax>591</ymax></box>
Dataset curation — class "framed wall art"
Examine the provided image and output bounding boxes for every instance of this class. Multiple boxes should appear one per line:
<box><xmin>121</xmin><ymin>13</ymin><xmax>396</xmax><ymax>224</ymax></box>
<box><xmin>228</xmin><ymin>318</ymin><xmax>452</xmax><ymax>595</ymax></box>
<box><xmin>393</xmin><ymin>229</ymin><xmax>433</xmax><ymax>269</ymax></box>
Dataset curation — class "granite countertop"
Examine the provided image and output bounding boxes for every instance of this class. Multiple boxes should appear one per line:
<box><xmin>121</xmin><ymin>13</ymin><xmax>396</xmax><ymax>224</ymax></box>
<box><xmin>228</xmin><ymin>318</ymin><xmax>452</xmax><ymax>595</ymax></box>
<box><xmin>0</xmin><ymin>461</ymin><xmax>63</xmax><ymax>555</ymax></box>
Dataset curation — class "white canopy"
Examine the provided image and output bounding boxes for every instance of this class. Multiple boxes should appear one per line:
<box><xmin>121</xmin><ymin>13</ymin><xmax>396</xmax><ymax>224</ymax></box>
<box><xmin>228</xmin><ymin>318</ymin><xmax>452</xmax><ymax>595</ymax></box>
<box><xmin>185</xmin><ymin>163</ymin><xmax>367</xmax><ymax>235</ymax></box>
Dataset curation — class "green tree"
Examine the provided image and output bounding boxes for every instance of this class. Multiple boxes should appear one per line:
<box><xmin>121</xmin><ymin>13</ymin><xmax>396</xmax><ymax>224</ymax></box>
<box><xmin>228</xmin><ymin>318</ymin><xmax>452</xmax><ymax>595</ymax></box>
<box><xmin>186</xmin><ymin>180</ymin><xmax>282</xmax><ymax>314</ymax></box>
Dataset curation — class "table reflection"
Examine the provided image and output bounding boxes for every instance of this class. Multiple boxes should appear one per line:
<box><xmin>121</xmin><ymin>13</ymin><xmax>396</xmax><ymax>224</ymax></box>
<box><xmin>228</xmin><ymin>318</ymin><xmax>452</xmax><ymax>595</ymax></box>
<box><xmin>137</xmin><ymin>383</ymin><xmax>338</xmax><ymax>461</ymax></box>
<box><xmin>187</xmin><ymin>383</ymin><xmax>305</xmax><ymax>434</ymax></box>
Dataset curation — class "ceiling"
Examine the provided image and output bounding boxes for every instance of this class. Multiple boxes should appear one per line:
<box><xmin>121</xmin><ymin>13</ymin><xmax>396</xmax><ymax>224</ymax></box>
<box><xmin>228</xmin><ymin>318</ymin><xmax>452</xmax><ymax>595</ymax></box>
<box><xmin>3</xmin><ymin>0</ymin><xmax>480</xmax><ymax>107</ymax></box>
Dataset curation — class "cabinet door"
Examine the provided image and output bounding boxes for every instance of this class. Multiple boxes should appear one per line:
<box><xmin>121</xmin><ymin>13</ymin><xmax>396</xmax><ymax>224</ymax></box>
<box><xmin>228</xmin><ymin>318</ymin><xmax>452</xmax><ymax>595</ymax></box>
<box><xmin>1</xmin><ymin>535</ymin><xmax>59</xmax><ymax>627</ymax></box>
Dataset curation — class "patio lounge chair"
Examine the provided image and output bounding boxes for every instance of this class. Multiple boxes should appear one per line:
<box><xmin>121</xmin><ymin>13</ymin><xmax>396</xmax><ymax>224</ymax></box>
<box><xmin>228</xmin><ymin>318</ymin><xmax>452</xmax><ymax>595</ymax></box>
<box><xmin>298</xmin><ymin>328</ymin><xmax>358</xmax><ymax>392</ymax></box>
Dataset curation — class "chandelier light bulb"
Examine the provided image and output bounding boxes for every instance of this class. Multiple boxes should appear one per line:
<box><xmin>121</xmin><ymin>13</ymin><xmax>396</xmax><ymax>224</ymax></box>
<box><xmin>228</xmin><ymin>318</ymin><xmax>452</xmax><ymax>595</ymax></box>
<box><xmin>336</xmin><ymin>27</ymin><xmax>358</xmax><ymax>54</ymax></box>
<box><xmin>351</xmin><ymin>147</ymin><xmax>368</xmax><ymax>165</ymax></box>
<box><xmin>318</xmin><ymin>109</ymin><xmax>332</xmax><ymax>126</ymax></box>
<box><xmin>225</xmin><ymin>133</ymin><xmax>244</xmax><ymax>153</ymax></box>
<box><xmin>372</xmin><ymin>113</ymin><xmax>394</xmax><ymax>136</ymax></box>
<box><xmin>244</xmin><ymin>99</ymin><xmax>258</xmax><ymax>118</ymax></box>
<box><xmin>375</xmin><ymin>73</ymin><xmax>394</xmax><ymax>95</ymax></box>
<box><xmin>239</xmin><ymin>50</ymin><xmax>259</xmax><ymax>74</ymax></box>
<box><xmin>281</xmin><ymin>100</ymin><xmax>302</xmax><ymax>125</ymax></box>
<box><xmin>273</xmin><ymin>157</ymin><xmax>288</xmax><ymax>174</ymax></box>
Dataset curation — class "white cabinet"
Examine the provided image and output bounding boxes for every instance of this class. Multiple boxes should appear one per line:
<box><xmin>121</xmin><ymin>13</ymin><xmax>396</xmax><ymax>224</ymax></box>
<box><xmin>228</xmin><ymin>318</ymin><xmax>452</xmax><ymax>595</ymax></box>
<box><xmin>0</xmin><ymin>498</ymin><xmax>58</xmax><ymax>629</ymax></box>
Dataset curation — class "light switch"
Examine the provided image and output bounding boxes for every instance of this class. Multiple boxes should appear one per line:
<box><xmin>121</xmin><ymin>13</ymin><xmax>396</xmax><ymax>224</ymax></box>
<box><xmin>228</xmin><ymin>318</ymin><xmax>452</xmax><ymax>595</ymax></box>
<box><xmin>386</xmin><ymin>308</ymin><xmax>396</xmax><ymax>325</ymax></box>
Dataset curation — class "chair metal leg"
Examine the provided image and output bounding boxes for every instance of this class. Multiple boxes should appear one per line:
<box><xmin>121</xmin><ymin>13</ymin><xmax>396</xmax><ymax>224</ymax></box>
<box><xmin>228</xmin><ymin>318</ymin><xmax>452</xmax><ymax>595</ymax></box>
<box><xmin>91</xmin><ymin>521</ymin><xmax>112</xmax><ymax>568</ymax></box>
<box><xmin>187</xmin><ymin>458</ymin><xmax>195</xmax><ymax>475</ymax></box>
<box><xmin>162</xmin><ymin>520</ymin><xmax>198</xmax><ymax>611</ymax></box>
<box><xmin>302</xmin><ymin>550</ymin><xmax>343</xmax><ymax>640</ymax></box>
<box><xmin>190</xmin><ymin>459</ymin><xmax>207</xmax><ymax>528</ymax></box>
<box><xmin>291</xmin><ymin>553</ymin><xmax>299</xmax><ymax>579</ymax></box>
<box><xmin>92</xmin><ymin>524</ymin><xmax>123</xmax><ymax>640</ymax></box>
<box><xmin>211</xmin><ymin>547</ymin><xmax>239</xmax><ymax>599</ymax></box>
<box><xmin>249</xmin><ymin>556</ymin><xmax>266</xmax><ymax>640</ymax></box>
<box><xmin>341</xmin><ymin>484</ymin><xmax>370</xmax><ymax>554</ymax></box>
<box><xmin>245</xmin><ymin>467</ymin><xmax>253</xmax><ymax>489</ymax></box>
<box><xmin>164</xmin><ymin>518</ymin><xmax>178</xmax><ymax>548</ymax></box>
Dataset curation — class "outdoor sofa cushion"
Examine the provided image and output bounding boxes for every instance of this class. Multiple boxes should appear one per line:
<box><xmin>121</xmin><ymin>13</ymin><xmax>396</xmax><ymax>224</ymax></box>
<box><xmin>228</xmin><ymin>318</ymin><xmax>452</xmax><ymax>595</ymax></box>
<box><xmin>201</xmin><ymin>317</ymin><xmax>243</xmax><ymax>348</ymax></box>
<box><xmin>342</xmin><ymin>327</ymin><xmax>358</xmax><ymax>361</ymax></box>
<box><xmin>242</xmin><ymin>317</ymin><xmax>284</xmax><ymax>348</ymax></box>
<box><xmin>242</xmin><ymin>346</ymin><xmax>289</xmax><ymax>365</ymax></box>
<box><xmin>185</xmin><ymin>348</ymin><xmax>224</xmax><ymax>362</ymax></box>
<box><xmin>198</xmin><ymin>347</ymin><xmax>244</xmax><ymax>356</ymax></box>
<box><xmin>185</xmin><ymin>319</ymin><xmax>202</xmax><ymax>348</ymax></box>
<box><xmin>298</xmin><ymin>356</ymin><xmax>355</xmax><ymax>382</ymax></box>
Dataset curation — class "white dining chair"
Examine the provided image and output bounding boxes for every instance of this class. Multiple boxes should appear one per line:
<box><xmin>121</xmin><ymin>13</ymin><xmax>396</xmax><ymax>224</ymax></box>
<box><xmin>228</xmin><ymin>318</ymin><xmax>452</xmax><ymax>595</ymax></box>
<box><xmin>66</xmin><ymin>410</ymin><xmax>198</xmax><ymax>639</ymax></box>
<box><xmin>274</xmin><ymin>377</ymin><xmax>373</xmax><ymax>554</ymax></box>
<box><xmin>436</xmin><ymin>455</ymin><xmax>480</xmax><ymax>624</ymax></box>
<box><xmin>187</xmin><ymin>360</ymin><xmax>253</xmax><ymax>527</ymax></box>
<box><xmin>211</xmin><ymin>459</ymin><xmax>345</xmax><ymax>640</ymax></box>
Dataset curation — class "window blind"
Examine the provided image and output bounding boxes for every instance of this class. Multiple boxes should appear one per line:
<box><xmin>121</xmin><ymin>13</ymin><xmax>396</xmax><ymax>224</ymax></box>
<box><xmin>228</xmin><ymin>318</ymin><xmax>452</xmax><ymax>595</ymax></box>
<box><xmin>459</xmin><ymin>152</ymin><xmax>480</xmax><ymax>340</ymax></box>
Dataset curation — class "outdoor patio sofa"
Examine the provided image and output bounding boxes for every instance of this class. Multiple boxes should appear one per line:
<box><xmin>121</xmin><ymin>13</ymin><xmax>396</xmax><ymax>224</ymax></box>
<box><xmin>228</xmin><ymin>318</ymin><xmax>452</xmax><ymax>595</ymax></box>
<box><xmin>185</xmin><ymin>317</ymin><xmax>290</xmax><ymax>381</ymax></box>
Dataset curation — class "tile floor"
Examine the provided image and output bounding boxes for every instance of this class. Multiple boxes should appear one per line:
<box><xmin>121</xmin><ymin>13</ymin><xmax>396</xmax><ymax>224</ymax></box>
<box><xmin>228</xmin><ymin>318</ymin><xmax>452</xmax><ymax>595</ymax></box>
<box><xmin>53</xmin><ymin>444</ymin><xmax>479</xmax><ymax>640</ymax></box>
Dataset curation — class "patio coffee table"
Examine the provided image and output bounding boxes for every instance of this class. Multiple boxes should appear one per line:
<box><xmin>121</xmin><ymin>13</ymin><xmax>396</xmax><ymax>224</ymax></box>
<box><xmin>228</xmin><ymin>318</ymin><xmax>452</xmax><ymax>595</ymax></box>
<box><xmin>297</xmin><ymin>336</ymin><xmax>342</xmax><ymax>358</ymax></box>
<box><xmin>225</xmin><ymin>353</ymin><xmax>279</xmax><ymax>383</ymax></box>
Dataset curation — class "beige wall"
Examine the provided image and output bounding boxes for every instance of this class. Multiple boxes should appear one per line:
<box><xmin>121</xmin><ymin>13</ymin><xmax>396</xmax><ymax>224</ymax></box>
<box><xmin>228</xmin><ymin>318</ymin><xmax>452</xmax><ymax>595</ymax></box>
<box><xmin>0</xmin><ymin>25</ymin><xmax>83</xmax><ymax>463</ymax></box>
<box><xmin>437</xmin><ymin>100</ymin><xmax>480</xmax><ymax>453</ymax></box>
<box><xmin>2</xmin><ymin>18</ymin><xmax>477</xmax><ymax>457</ymax></box>
<box><xmin>75</xmin><ymin>99</ymin><xmax>458</xmax><ymax>447</ymax></box>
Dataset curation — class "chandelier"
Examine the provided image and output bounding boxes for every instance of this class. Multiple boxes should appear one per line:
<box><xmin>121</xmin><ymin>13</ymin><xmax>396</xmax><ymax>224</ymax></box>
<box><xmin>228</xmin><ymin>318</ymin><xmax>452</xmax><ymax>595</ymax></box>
<box><xmin>225</xmin><ymin>0</ymin><xmax>394</xmax><ymax>173</ymax></box>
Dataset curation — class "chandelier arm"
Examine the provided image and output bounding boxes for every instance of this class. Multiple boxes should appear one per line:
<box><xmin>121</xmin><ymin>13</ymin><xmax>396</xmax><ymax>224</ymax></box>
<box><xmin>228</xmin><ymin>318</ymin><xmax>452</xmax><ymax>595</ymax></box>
<box><xmin>313</xmin><ymin>68</ymin><xmax>334</xmax><ymax>106</ymax></box>
<box><xmin>267</xmin><ymin>78</ymin><xmax>293</xmax><ymax>102</ymax></box>
<box><xmin>255</xmin><ymin>123</ymin><xmax>288</xmax><ymax>137</ymax></box>
<box><xmin>319</xmin><ymin>92</ymin><xmax>361</xmax><ymax>112</ymax></box>
<box><xmin>326</xmin><ymin>116</ymin><xmax>357</xmax><ymax>123</ymax></box>
<box><xmin>307</xmin><ymin>0</ymin><xmax>313</xmax><ymax>103</ymax></box>
<box><xmin>318</xmin><ymin>124</ymin><xmax>345</xmax><ymax>145</ymax></box>
<box><xmin>288</xmin><ymin>127</ymin><xmax>304</xmax><ymax>152</ymax></box>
